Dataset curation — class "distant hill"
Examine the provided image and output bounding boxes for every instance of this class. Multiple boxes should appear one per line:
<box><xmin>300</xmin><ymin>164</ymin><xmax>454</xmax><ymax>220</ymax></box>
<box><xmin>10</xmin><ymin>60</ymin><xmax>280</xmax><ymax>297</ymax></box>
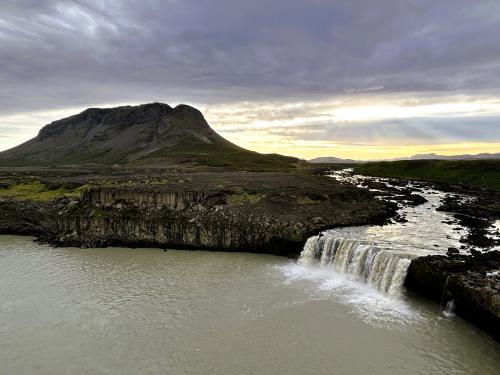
<box><xmin>309</xmin><ymin>152</ymin><xmax>500</xmax><ymax>163</ymax></box>
<box><xmin>355</xmin><ymin>159</ymin><xmax>500</xmax><ymax>191</ymax></box>
<box><xmin>404</xmin><ymin>152</ymin><xmax>500</xmax><ymax>161</ymax></box>
<box><xmin>308</xmin><ymin>156</ymin><xmax>358</xmax><ymax>164</ymax></box>
<box><xmin>0</xmin><ymin>103</ymin><xmax>298</xmax><ymax>170</ymax></box>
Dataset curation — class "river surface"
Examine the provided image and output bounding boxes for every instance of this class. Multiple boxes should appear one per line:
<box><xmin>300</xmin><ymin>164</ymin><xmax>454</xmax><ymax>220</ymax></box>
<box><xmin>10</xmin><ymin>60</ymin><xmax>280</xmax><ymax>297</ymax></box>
<box><xmin>1</xmin><ymin>235</ymin><xmax>499</xmax><ymax>374</ymax></box>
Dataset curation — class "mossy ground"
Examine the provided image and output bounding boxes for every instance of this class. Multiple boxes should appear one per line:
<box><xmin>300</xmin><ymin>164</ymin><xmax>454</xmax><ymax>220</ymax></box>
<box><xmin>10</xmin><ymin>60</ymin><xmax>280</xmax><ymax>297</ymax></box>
<box><xmin>295</xmin><ymin>196</ymin><xmax>318</xmax><ymax>205</ymax></box>
<box><xmin>227</xmin><ymin>192</ymin><xmax>264</xmax><ymax>205</ymax></box>
<box><xmin>0</xmin><ymin>181</ymin><xmax>89</xmax><ymax>202</ymax></box>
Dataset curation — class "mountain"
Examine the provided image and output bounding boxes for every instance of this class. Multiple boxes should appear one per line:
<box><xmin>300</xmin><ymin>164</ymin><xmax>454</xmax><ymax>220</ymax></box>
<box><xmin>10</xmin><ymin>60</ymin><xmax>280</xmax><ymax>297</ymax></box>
<box><xmin>0</xmin><ymin>103</ymin><xmax>298</xmax><ymax>170</ymax></box>
<box><xmin>406</xmin><ymin>153</ymin><xmax>500</xmax><ymax>161</ymax></box>
<box><xmin>308</xmin><ymin>156</ymin><xmax>358</xmax><ymax>164</ymax></box>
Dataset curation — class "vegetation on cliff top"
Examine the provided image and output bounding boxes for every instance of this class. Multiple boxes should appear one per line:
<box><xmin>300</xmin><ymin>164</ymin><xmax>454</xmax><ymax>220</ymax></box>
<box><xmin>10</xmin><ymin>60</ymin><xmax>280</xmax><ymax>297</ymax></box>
<box><xmin>0</xmin><ymin>181</ymin><xmax>89</xmax><ymax>202</ymax></box>
<box><xmin>354</xmin><ymin>159</ymin><xmax>500</xmax><ymax>191</ymax></box>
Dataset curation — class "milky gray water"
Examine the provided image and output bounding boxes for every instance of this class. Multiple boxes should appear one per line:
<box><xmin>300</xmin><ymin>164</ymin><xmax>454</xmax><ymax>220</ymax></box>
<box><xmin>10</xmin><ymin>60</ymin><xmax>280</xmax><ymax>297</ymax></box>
<box><xmin>1</xmin><ymin>235</ymin><xmax>499</xmax><ymax>374</ymax></box>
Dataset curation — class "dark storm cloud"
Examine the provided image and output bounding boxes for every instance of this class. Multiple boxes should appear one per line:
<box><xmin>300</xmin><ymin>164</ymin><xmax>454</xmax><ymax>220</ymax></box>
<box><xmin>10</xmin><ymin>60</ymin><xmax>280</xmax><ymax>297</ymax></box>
<box><xmin>2</xmin><ymin>0</ymin><xmax>500</xmax><ymax>115</ymax></box>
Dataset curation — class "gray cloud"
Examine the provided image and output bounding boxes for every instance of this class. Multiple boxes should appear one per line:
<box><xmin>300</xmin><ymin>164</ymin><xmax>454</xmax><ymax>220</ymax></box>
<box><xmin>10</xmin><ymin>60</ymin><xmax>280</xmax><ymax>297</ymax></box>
<box><xmin>2</xmin><ymin>0</ymin><xmax>500</xmax><ymax>116</ymax></box>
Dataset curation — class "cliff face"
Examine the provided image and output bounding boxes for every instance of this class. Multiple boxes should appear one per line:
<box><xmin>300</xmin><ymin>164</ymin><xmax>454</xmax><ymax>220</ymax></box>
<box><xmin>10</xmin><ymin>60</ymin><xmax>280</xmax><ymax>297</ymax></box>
<box><xmin>50</xmin><ymin>188</ymin><xmax>299</xmax><ymax>253</ymax></box>
<box><xmin>0</xmin><ymin>171</ymin><xmax>395</xmax><ymax>256</ymax></box>
<box><xmin>53</xmin><ymin>189</ymin><xmax>390</xmax><ymax>254</ymax></box>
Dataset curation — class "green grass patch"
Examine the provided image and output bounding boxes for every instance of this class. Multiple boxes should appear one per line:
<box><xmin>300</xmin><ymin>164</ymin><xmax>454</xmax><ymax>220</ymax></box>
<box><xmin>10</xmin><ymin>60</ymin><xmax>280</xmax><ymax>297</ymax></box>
<box><xmin>227</xmin><ymin>192</ymin><xmax>264</xmax><ymax>205</ymax></box>
<box><xmin>296</xmin><ymin>196</ymin><xmax>318</xmax><ymax>205</ymax></box>
<box><xmin>102</xmin><ymin>179</ymin><xmax>170</xmax><ymax>188</ymax></box>
<box><xmin>354</xmin><ymin>160</ymin><xmax>500</xmax><ymax>191</ymax></box>
<box><xmin>0</xmin><ymin>181</ymin><xmax>90</xmax><ymax>201</ymax></box>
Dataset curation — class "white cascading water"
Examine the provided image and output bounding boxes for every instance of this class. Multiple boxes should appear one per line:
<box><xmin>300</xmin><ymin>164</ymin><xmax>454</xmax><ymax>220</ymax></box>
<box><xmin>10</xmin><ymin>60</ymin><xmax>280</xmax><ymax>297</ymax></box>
<box><xmin>299</xmin><ymin>234</ymin><xmax>415</xmax><ymax>297</ymax></box>
<box><xmin>443</xmin><ymin>300</ymin><xmax>456</xmax><ymax>318</ymax></box>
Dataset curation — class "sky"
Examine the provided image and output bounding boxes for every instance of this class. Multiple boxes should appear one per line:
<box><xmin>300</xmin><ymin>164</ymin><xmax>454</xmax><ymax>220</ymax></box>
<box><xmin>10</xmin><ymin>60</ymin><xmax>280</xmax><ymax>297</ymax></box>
<box><xmin>1</xmin><ymin>0</ymin><xmax>500</xmax><ymax>160</ymax></box>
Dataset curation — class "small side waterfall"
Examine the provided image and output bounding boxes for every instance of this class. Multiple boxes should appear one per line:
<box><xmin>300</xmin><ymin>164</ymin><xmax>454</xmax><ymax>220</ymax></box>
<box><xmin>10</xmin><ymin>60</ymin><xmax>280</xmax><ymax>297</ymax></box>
<box><xmin>443</xmin><ymin>300</ymin><xmax>456</xmax><ymax>317</ymax></box>
<box><xmin>299</xmin><ymin>234</ymin><xmax>415</xmax><ymax>296</ymax></box>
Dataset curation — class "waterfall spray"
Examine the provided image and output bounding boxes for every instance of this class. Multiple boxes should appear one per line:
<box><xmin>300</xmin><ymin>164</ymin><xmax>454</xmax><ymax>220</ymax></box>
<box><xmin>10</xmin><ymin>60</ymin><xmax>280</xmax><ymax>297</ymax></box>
<box><xmin>299</xmin><ymin>233</ymin><xmax>416</xmax><ymax>297</ymax></box>
<box><xmin>443</xmin><ymin>300</ymin><xmax>456</xmax><ymax>317</ymax></box>
<box><xmin>440</xmin><ymin>275</ymin><xmax>456</xmax><ymax>317</ymax></box>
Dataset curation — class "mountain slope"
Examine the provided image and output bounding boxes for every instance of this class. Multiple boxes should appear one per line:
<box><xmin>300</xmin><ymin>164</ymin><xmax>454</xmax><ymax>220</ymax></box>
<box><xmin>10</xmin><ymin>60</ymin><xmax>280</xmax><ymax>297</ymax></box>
<box><xmin>0</xmin><ymin>103</ymin><xmax>298</xmax><ymax>170</ymax></box>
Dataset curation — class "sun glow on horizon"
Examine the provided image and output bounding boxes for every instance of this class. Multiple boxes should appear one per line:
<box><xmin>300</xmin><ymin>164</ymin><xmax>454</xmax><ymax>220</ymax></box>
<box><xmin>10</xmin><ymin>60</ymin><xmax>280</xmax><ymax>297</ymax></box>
<box><xmin>234</xmin><ymin>141</ymin><xmax>500</xmax><ymax>161</ymax></box>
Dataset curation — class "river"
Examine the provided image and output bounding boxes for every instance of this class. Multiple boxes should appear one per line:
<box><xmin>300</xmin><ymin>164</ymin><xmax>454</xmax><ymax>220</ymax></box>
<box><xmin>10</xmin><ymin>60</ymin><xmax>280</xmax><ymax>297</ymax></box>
<box><xmin>1</xmin><ymin>234</ymin><xmax>499</xmax><ymax>374</ymax></box>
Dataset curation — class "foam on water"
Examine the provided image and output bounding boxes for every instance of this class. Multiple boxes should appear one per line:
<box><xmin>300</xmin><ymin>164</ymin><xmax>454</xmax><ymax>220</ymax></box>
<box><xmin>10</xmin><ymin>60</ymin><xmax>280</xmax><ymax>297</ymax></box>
<box><xmin>278</xmin><ymin>261</ymin><xmax>422</xmax><ymax>327</ymax></box>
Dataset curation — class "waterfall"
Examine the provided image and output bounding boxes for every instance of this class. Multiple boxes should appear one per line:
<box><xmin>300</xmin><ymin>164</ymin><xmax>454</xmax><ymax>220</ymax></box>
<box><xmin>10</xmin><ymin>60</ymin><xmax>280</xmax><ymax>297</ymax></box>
<box><xmin>443</xmin><ymin>300</ymin><xmax>456</xmax><ymax>317</ymax></box>
<box><xmin>299</xmin><ymin>234</ymin><xmax>415</xmax><ymax>297</ymax></box>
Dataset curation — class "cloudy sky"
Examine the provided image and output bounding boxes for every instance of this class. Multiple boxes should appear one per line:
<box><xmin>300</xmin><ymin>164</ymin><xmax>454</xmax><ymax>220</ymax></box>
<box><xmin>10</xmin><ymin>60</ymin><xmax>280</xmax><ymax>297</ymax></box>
<box><xmin>1</xmin><ymin>0</ymin><xmax>500</xmax><ymax>159</ymax></box>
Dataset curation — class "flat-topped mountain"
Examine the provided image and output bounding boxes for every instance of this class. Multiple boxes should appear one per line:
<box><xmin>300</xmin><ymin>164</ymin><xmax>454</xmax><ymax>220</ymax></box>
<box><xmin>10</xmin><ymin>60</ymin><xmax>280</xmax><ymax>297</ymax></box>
<box><xmin>0</xmin><ymin>103</ymin><xmax>298</xmax><ymax>170</ymax></box>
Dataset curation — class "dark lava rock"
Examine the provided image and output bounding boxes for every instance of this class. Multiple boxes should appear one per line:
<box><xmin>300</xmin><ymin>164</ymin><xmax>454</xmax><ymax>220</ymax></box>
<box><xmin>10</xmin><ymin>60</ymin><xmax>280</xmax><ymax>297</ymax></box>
<box><xmin>405</xmin><ymin>251</ymin><xmax>500</xmax><ymax>342</ymax></box>
<box><xmin>447</xmin><ymin>247</ymin><xmax>459</xmax><ymax>256</ymax></box>
<box><xmin>438</xmin><ymin>192</ymin><xmax>500</xmax><ymax>250</ymax></box>
<box><xmin>393</xmin><ymin>214</ymin><xmax>408</xmax><ymax>223</ymax></box>
<box><xmin>406</xmin><ymin>192</ymin><xmax>428</xmax><ymax>206</ymax></box>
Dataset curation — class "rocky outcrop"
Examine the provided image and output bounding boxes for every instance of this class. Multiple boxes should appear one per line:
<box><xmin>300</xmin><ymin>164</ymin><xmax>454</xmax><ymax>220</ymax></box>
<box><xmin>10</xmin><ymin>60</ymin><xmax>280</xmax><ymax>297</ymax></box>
<box><xmin>437</xmin><ymin>193</ymin><xmax>500</xmax><ymax>249</ymax></box>
<box><xmin>81</xmin><ymin>188</ymin><xmax>208</xmax><ymax>211</ymax></box>
<box><xmin>405</xmin><ymin>252</ymin><xmax>500</xmax><ymax>341</ymax></box>
<box><xmin>0</xmin><ymin>199</ymin><xmax>57</xmax><ymax>236</ymax></box>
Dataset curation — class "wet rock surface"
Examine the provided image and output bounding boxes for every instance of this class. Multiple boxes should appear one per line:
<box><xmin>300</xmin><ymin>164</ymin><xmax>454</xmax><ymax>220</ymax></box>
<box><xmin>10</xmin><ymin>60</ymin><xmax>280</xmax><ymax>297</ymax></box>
<box><xmin>356</xmin><ymin>179</ymin><xmax>429</xmax><ymax>207</ymax></box>
<box><xmin>405</xmin><ymin>251</ymin><xmax>500</xmax><ymax>341</ymax></box>
<box><xmin>437</xmin><ymin>192</ymin><xmax>500</xmax><ymax>250</ymax></box>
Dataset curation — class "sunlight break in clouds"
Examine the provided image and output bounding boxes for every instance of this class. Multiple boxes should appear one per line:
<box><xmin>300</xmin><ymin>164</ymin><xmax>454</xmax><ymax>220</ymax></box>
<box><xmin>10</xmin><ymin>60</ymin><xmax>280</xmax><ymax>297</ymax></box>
<box><xmin>201</xmin><ymin>95</ymin><xmax>500</xmax><ymax>159</ymax></box>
